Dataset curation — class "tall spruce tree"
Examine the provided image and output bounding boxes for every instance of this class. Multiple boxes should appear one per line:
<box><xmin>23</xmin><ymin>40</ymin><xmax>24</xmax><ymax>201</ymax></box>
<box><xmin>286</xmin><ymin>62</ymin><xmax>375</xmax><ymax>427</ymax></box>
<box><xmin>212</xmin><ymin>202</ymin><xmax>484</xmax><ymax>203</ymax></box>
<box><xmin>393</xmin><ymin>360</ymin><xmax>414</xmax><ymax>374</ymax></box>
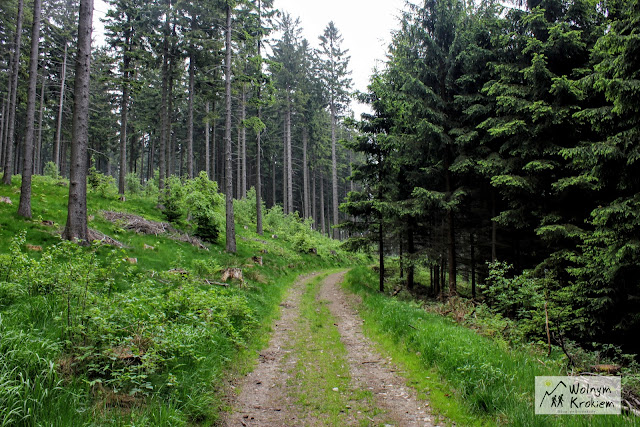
<box><xmin>18</xmin><ymin>0</ymin><xmax>43</xmax><ymax>218</ymax></box>
<box><xmin>62</xmin><ymin>0</ymin><xmax>93</xmax><ymax>242</ymax></box>
<box><xmin>318</xmin><ymin>21</ymin><xmax>351</xmax><ymax>238</ymax></box>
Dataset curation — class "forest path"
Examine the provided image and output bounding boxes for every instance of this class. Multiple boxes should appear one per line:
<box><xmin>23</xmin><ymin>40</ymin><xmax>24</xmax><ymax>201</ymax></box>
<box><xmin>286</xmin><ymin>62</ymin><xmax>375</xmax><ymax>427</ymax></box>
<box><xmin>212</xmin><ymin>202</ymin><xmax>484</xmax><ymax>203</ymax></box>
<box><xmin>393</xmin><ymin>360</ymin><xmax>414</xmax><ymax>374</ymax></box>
<box><xmin>223</xmin><ymin>271</ymin><xmax>437</xmax><ymax>426</ymax></box>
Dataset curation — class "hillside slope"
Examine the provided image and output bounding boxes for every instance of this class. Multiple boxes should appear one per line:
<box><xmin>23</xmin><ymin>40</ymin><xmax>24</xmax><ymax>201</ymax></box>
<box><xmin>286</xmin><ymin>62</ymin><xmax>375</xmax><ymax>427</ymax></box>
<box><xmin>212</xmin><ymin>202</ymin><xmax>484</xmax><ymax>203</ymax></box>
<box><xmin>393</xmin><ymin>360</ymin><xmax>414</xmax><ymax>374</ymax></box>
<box><xmin>0</xmin><ymin>175</ymin><xmax>364</xmax><ymax>425</ymax></box>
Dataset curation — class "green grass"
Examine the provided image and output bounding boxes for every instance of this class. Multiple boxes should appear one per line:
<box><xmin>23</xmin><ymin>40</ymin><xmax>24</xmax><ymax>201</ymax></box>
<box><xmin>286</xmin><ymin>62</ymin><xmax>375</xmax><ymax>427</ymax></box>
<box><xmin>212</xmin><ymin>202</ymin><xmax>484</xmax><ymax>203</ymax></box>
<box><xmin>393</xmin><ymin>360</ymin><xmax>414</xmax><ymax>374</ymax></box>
<box><xmin>343</xmin><ymin>266</ymin><xmax>640</xmax><ymax>427</ymax></box>
<box><xmin>0</xmin><ymin>175</ymin><xmax>366</xmax><ymax>425</ymax></box>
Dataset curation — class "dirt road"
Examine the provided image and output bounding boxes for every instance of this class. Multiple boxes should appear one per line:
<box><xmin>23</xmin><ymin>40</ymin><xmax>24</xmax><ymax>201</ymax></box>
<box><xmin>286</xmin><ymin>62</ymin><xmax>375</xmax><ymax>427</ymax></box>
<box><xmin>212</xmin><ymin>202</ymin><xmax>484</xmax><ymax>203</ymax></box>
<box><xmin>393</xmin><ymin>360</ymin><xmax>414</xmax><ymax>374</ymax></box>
<box><xmin>224</xmin><ymin>271</ymin><xmax>438</xmax><ymax>426</ymax></box>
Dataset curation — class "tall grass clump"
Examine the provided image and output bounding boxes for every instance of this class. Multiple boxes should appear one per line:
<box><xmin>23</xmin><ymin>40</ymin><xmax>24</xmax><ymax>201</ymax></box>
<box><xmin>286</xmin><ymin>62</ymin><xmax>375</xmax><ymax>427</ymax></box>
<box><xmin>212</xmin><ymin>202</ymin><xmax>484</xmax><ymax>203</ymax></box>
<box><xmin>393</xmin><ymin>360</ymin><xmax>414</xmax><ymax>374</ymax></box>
<box><xmin>343</xmin><ymin>267</ymin><xmax>636</xmax><ymax>426</ymax></box>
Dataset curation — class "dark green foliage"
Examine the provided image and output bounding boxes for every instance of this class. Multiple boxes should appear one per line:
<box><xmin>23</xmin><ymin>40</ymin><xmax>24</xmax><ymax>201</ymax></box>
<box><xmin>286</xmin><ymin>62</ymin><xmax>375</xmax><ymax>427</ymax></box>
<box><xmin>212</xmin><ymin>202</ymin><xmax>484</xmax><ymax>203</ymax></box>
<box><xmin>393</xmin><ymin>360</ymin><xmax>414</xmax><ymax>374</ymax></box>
<box><xmin>162</xmin><ymin>175</ymin><xmax>185</xmax><ymax>223</ymax></box>
<box><xmin>161</xmin><ymin>173</ymin><xmax>224</xmax><ymax>242</ymax></box>
<box><xmin>345</xmin><ymin>0</ymin><xmax>640</xmax><ymax>358</ymax></box>
<box><xmin>88</xmin><ymin>165</ymin><xmax>118</xmax><ymax>198</ymax></box>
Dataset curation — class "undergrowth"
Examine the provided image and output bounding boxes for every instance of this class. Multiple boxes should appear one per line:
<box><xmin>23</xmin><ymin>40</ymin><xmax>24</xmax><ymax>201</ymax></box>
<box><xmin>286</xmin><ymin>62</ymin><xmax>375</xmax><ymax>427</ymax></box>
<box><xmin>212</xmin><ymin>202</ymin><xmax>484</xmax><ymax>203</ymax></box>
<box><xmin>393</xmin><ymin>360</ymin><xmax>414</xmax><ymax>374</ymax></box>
<box><xmin>0</xmin><ymin>174</ymin><xmax>367</xmax><ymax>425</ymax></box>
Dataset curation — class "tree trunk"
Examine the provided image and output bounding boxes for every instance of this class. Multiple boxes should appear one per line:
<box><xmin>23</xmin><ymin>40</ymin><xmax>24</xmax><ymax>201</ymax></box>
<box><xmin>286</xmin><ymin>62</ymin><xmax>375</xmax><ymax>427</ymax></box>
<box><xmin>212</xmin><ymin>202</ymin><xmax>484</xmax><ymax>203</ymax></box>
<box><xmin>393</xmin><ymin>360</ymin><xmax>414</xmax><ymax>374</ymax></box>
<box><xmin>441</xmin><ymin>256</ymin><xmax>446</xmax><ymax>293</ymax></box>
<box><xmin>330</xmin><ymin>103</ymin><xmax>338</xmax><ymax>238</ymax></box>
<box><xmin>379</xmin><ymin>212</ymin><xmax>385</xmax><ymax>293</ymax></box>
<box><xmin>205</xmin><ymin>100</ymin><xmax>210</xmax><ymax>179</ymax></box>
<box><xmin>0</xmin><ymin>96</ymin><xmax>6</xmax><ymax>170</ymax></box>
<box><xmin>236</xmin><ymin>113</ymin><xmax>241</xmax><ymax>197</ymax></box>
<box><xmin>407</xmin><ymin>223</ymin><xmax>415</xmax><ymax>290</ymax></box>
<box><xmin>224</xmin><ymin>3</ymin><xmax>236</xmax><ymax>253</ymax></box>
<box><xmin>311</xmin><ymin>167</ymin><xmax>317</xmax><ymax>229</ymax></box>
<box><xmin>282</xmin><ymin>113</ymin><xmax>288</xmax><ymax>213</ymax></box>
<box><xmin>256</xmin><ymin>111</ymin><xmax>263</xmax><ymax>235</ymax></box>
<box><xmin>187</xmin><ymin>53</ymin><xmax>195</xmax><ymax>178</ymax></box>
<box><xmin>271</xmin><ymin>156</ymin><xmax>276</xmax><ymax>208</ymax></box>
<box><xmin>286</xmin><ymin>102</ymin><xmax>293</xmax><ymax>214</ymax></box>
<box><xmin>167</xmin><ymin>47</ymin><xmax>175</xmax><ymax>178</ymax></box>
<box><xmin>179</xmin><ymin>137</ymin><xmax>183</xmax><ymax>176</ymax></box>
<box><xmin>320</xmin><ymin>172</ymin><xmax>326</xmax><ymax>235</ymax></box>
<box><xmin>62</xmin><ymin>0</ymin><xmax>93</xmax><ymax>243</ymax></box>
<box><xmin>302</xmin><ymin>127</ymin><xmax>310</xmax><ymax>219</ymax></box>
<box><xmin>54</xmin><ymin>41</ymin><xmax>67</xmax><ymax>173</ymax></box>
<box><xmin>158</xmin><ymin>13</ymin><xmax>169</xmax><ymax>191</ymax></box>
<box><xmin>36</xmin><ymin>74</ymin><xmax>45</xmax><ymax>174</ymax></box>
<box><xmin>399</xmin><ymin>237</ymin><xmax>404</xmax><ymax>278</ymax></box>
<box><xmin>255</xmin><ymin>0</ymin><xmax>263</xmax><ymax>235</ymax></box>
<box><xmin>15</xmin><ymin>134</ymin><xmax>21</xmax><ymax>175</ymax></box>
<box><xmin>211</xmin><ymin>109</ymin><xmax>216</xmax><ymax>181</ymax></box>
<box><xmin>445</xmin><ymin>152</ymin><xmax>457</xmax><ymax>295</ymax></box>
<box><xmin>2</xmin><ymin>0</ymin><xmax>24</xmax><ymax>185</ymax></box>
<box><xmin>148</xmin><ymin>135</ymin><xmax>154</xmax><ymax>181</ymax></box>
<box><xmin>18</xmin><ymin>0</ymin><xmax>43</xmax><ymax>218</ymax></box>
<box><xmin>139</xmin><ymin>135</ymin><xmax>144</xmax><ymax>185</ymax></box>
<box><xmin>470</xmin><ymin>232</ymin><xmax>476</xmax><ymax>299</ymax></box>
<box><xmin>491</xmin><ymin>189</ymin><xmax>497</xmax><ymax>262</ymax></box>
<box><xmin>240</xmin><ymin>84</ymin><xmax>247</xmax><ymax>198</ymax></box>
<box><xmin>118</xmin><ymin>35</ymin><xmax>131</xmax><ymax>196</ymax></box>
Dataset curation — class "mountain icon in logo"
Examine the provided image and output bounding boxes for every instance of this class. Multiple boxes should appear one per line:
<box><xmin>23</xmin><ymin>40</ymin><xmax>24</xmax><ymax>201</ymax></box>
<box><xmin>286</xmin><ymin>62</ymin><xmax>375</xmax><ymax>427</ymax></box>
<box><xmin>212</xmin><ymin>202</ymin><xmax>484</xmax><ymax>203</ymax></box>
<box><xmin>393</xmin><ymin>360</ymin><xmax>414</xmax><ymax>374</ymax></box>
<box><xmin>539</xmin><ymin>380</ymin><xmax>567</xmax><ymax>407</ymax></box>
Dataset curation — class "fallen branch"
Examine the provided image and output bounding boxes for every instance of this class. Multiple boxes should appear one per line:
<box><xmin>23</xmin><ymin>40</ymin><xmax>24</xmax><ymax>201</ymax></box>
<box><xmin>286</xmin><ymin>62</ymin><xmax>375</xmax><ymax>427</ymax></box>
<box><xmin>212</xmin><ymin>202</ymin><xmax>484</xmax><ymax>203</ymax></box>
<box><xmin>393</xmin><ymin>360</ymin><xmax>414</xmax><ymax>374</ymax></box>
<box><xmin>204</xmin><ymin>279</ymin><xmax>229</xmax><ymax>287</ymax></box>
<box><xmin>623</xmin><ymin>400</ymin><xmax>640</xmax><ymax>417</ymax></box>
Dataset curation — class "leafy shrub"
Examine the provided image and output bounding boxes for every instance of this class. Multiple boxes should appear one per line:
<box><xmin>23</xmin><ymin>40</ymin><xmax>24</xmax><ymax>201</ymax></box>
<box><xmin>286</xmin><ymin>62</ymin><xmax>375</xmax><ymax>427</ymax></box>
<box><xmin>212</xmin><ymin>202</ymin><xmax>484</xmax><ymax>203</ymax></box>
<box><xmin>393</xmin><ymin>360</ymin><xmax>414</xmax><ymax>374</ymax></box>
<box><xmin>480</xmin><ymin>262</ymin><xmax>571</xmax><ymax>341</ymax></box>
<box><xmin>263</xmin><ymin>204</ymin><xmax>286</xmax><ymax>233</ymax></box>
<box><xmin>162</xmin><ymin>175</ymin><xmax>185</xmax><ymax>223</ymax></box>
<box><xmin>125</xmin><ymin>172</ymin><xmax>143</xmax><ymax>194</ymax></box>
<box><xmin>140</xmin><ymin>169</ymin><xmax>160</xmax><ymax>198</ymax></box>
<box><xmin>191</xmin><ymin>258</ymin><xmax>222</xmax><ymax>278</ymax></box>
<box><xmin>88</xmin><ymin>166</ymin><xmax>117</xmax><ymax>198</ymax></box>
<box><xmin>234</xmin><ymin>187</ymin><xmax>261</xmax><ymax>228</ymax></box>
<box><xmin>292</xmin><ymin>231</ymin><xmax>315</xmax><ymax>253</ymax></box>
<box><xmin>184</xmin><ymin>172</ymin><xmax>224</xmax><ymax>242</ymax></box>
<box><xmin>43</xmin><ymin>161</ymin><xmax>60</xmax><ymax>179</ymax></box>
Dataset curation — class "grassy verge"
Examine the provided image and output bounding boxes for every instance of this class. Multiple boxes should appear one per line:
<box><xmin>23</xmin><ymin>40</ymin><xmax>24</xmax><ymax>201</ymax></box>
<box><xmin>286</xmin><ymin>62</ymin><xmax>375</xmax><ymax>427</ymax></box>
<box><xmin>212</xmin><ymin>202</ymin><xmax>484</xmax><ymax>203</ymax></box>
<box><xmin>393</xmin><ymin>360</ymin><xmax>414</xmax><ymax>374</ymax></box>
<box><xmin>343</xmin><ymin>266</ymin><xmax>638</xmax><ymax>427</ymax></box>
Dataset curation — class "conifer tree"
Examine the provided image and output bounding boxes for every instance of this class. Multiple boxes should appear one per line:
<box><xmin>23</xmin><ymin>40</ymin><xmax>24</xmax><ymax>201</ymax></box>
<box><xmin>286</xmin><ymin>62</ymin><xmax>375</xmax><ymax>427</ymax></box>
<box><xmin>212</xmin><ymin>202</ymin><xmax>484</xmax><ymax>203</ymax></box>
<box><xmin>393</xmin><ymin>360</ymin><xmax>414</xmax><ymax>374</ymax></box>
<box><xmin>318</xmin><ymin>21</ymin><xmax>351</xmax><ymax>238</ymax></box>
<box><xmin>62</xmin><ymin>0</ymin><xmax>93</xmax><ymax>242</ymax></box>
<box><xmin>18</xmin><ymin>0</ymin><xmax>43</xmax><ymax>218</ymax></box>
<box><xmin>1</xmin><ymin>0</ymin><xmax>24</xmax><ymax>185</ymax></box>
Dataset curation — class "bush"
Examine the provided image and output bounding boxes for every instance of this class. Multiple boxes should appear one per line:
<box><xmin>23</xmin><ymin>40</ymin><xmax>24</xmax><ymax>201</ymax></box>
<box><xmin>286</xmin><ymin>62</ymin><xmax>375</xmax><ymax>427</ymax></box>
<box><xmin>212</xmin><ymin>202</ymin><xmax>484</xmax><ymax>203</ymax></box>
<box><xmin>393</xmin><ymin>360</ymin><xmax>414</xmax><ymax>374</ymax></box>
<box><xmin>125</xmin><ymin>172</ymin><xmax>143</xmax><ymax>195</ymax></box>
<box><xmin>144</xmin><ymin>172</ymin><xmax>159</xmax><ymax>197</ymax></box>
<box><xmin>88</xmin><ymin>166</ymin><xmax>117</xmax><ymax>198</ymax></box>
<box><xmin>162</xmin><ymin>176</ymin><xmax>185</xmax><ymax>223</ymax></box>
<box><xmin>480</xmin><ymin>262</ymin><xmax>567</xmax><ymax>342</ymax></box>
<box><xmin>43</xmin><ymin>161</ymin><xmax>60</xmax><ymax>180</ymax></box>
<box><xmin>191</xmin><ymin>258</ymin><xmax>222</xmax><ymax>278</ymax></box>
<box><xmin>184</xmin><ymin>172</ymin><xmax>224</xmax><ymax>242</ymax></box>
<box><xmin>292</xmin><ymin>231</ymin><xmax>315</xmax><ymax>253</ymax></box>
<box><xmin>234</xmin><ymin>187</ymin><xmax>260</xmax><ymax>228</ymax></box>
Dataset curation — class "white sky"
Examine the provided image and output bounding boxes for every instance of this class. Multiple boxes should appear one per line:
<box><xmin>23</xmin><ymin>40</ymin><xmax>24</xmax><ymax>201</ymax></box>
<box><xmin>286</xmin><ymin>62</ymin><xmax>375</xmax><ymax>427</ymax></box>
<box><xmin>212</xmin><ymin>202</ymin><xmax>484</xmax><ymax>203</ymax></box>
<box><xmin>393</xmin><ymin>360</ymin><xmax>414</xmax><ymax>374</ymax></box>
<box><xmin>93</xmin><ymin>0</ymin><xmax>407</xmax><ymax>118</ymax></box>
<box><xmin>272</xmin><ymin>0</ymin><xmax>406</xmax><ymax>118</ymax></box>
